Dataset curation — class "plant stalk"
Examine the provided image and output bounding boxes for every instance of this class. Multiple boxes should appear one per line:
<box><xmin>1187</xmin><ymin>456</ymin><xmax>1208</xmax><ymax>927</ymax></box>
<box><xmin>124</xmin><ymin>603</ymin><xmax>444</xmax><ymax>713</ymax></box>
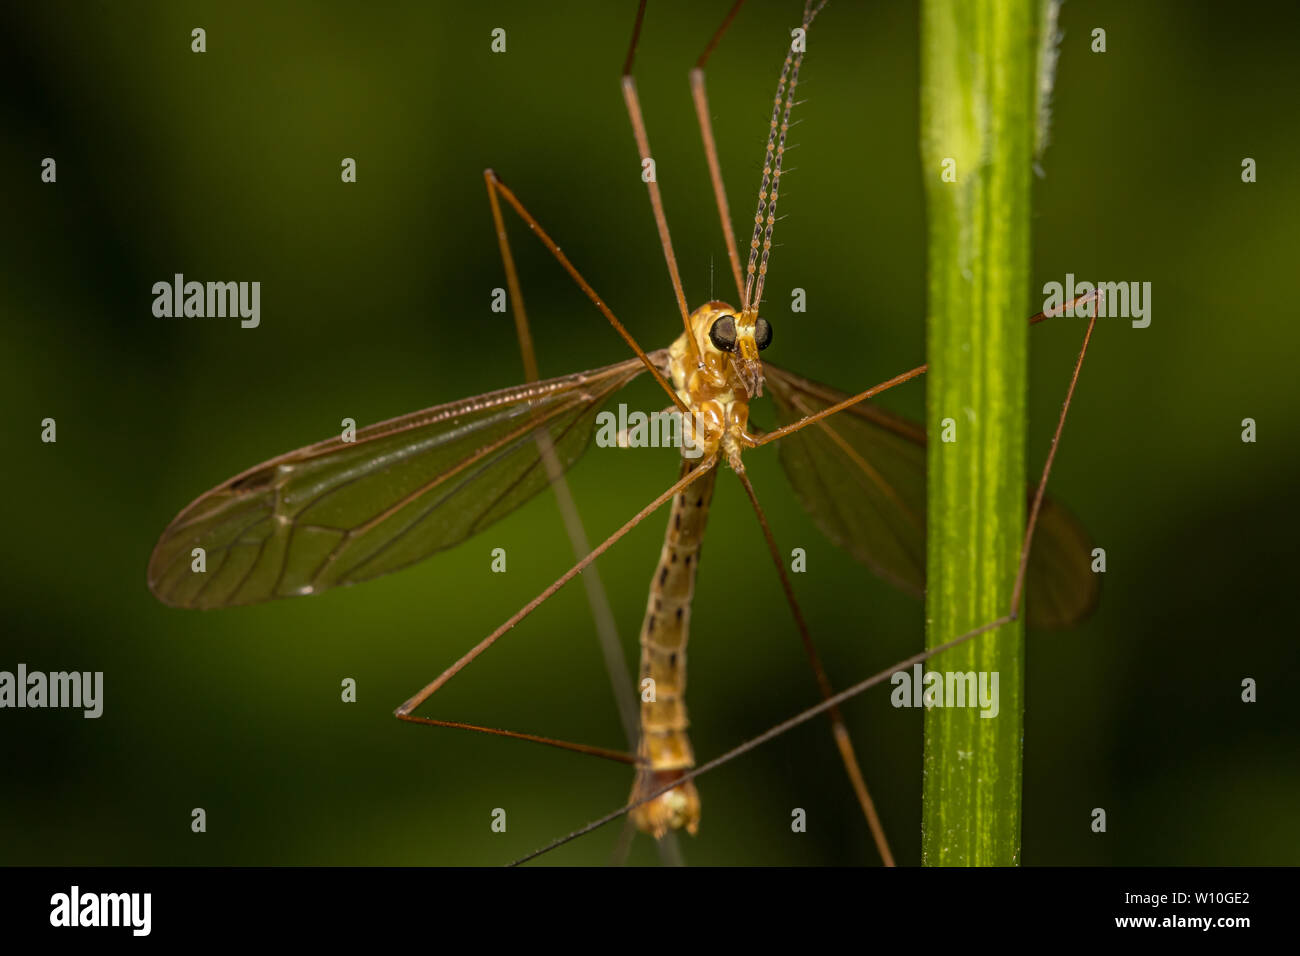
<box><xmin>920</xmin><ymin>0</ymin><xmax>1040</xmax><ymax>866</ymax></box>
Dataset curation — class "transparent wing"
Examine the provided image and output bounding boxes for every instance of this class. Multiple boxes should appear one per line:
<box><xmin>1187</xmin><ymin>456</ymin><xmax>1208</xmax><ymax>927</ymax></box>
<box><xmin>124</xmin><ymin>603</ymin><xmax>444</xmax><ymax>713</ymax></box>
<box><xmin>149</xmin><ymin>354</ymin><xmax>662</xmax><ymax>608</ymax></box>
<box><xmin>764</xmin><ymin>363</ymin><xmax>928</xmax><ymax>597</ymax></box>
<box><xmin>763</xmin><ymin>362</ymin><xmax>1098</xmax><ymax>629</ymax></box>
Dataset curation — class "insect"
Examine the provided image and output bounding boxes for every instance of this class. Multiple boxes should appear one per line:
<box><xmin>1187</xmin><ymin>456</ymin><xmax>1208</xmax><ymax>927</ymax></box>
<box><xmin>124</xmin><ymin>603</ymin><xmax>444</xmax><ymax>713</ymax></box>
<box><xmin>147</xmin><ymin>0</ymin><xmax>1099</xmax><ymax>864</ymax></box>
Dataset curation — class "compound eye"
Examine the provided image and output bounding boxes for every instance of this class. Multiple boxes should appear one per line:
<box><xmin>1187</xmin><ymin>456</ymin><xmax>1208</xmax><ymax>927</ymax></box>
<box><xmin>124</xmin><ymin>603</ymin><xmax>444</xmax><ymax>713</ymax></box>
<box><xmin>709</xmin><ymin>314</ymin><xmax>738</xmax><ymax>353</ymax></box>
<box><xmin>754</xmin><ymin>316</ymin><xmax>772</xmax><ymax>351</ymax></box>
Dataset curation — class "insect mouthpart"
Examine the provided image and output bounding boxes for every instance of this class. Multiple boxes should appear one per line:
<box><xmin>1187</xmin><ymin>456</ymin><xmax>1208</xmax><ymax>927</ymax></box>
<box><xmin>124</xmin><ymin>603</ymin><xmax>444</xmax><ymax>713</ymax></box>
<box><xmin>707</xmin><ymin>313</ymin><xmax>769</xmax><ymax>397</ymax></box>
<box><xmin>733</xmin><ymin>355</ymin><xmax>764</xmax><ymax>398</ymax></box>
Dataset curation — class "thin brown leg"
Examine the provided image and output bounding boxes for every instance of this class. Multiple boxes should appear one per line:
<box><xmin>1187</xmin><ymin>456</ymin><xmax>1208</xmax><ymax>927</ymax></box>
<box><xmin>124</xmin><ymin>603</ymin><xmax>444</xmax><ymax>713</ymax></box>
<box><xmin>395</xmin><ymin>715</ymin><xmax>634</xmax><ymax>765</ymax></box>
<box><xmin>689</xmin><ymin>0</ymin><xmax>748</xmax><ymax>303</ymax></box>
<box><xmin>752</xmin><ymin>362</ymin><xmax>930</xmax><ymax>446</ymax></box>
<box><xmin>735</xmin><ymin>469</ymin><xmax>896</xmax><ymax>867</ymax></box>
<box><xmin>1011</xmin><ymin>306</ymin><xmax>1099</xmax><ymax>616</ymax></box>
<box><xmin>484</xmin><ymin>169</ymin><xmax>689</xmax><ymax>416</ymax></box>
<box><xmin>622</xmin><ymin>0</ymin><xmax>697</xmax><ymax>358</ymax></box>
<box><xmin>395</xmin><ymin>456</ymin><xmax>719</xmax><ymax>726</ymax></box>
<box><xmin>484</xmin><ymin>169</ymin><xmax>639</xmax><ymax>750</ymax></box>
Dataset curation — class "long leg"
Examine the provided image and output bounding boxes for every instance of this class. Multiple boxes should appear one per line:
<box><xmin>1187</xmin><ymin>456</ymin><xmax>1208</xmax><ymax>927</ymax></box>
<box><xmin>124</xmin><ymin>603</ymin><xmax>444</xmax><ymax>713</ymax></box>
<box><xmin>689</xmin><ymin>0</ymin><xmax>748</xmax><ymax>303</ymax></box>
<box><xmin>736</xmin><ymin>469</ymin><xmax>896</xmax><ymax>867</ymax></box>
<box><xmin>394</xmin><ymin>457</ymin><xmax>719</xmax><ymax>750</ymax></box>
<box><xmin>622</xmin><ymin>0</ymin><xmax>697</xmax><ymax>358</ymax></box>
<box><xmin>485</xmin><ymin>168</ymin><xmax>685</xmax><ymax>866</ymax></box>
<box><xmin>512</xmin><ymin>305</ymin><xmax>1101</xmax><ymax>865</ymax></box>
<box><xmin>485</xmin><ymin>169</ymin><xmax>638</xmax><ymax>749</ymax></box>
<box><xmin>1012</xmin><ymin>301</ymin><xmax>1100</xmax><ymax>612</ymax></box>
<box><xmin>484</xmin><ymin>169</ymin><xmax>689</xmax><ymax>417</ymax></box>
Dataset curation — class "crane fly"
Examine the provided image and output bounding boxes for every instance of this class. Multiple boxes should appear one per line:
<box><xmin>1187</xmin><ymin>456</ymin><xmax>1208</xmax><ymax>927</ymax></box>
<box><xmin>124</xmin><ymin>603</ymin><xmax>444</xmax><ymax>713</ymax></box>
<box><xmin>147</xmin><ymin>0</ymin><xmax>1100</xmax><ymax>864</ymax></box>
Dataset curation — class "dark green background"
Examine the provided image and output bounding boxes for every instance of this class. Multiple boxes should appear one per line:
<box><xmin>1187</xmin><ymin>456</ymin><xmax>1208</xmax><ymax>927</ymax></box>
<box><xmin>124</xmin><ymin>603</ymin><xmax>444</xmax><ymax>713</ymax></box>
<box><xmin>2</xmin><ymin>0</ymin><xmax>1296</xmax><ymax>866</ymax></box>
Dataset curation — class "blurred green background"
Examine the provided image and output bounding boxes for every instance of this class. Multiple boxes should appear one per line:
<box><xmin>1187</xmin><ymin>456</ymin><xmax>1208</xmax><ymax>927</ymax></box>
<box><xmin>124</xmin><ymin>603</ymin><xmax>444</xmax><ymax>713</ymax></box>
<box><xmin>2</xmin><ymin>0</ymin><xmax>1297</xmax><ymax>866</ymax></box>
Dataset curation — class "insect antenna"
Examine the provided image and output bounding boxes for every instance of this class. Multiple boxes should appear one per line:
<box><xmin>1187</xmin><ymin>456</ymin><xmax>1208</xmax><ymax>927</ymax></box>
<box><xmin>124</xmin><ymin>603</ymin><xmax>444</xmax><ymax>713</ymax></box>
<box><xmin>742</xmin><ymin>0</ymin><xmax>827</xmax><ymax>314</ymax></box>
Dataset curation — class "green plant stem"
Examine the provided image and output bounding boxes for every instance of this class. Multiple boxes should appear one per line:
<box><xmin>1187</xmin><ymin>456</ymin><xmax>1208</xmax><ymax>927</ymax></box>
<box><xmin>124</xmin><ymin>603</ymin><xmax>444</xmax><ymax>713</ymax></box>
<box><xmin>920</xmin><ymin>0</ymin><xmax>1038</xmax><ymax>866</ymax></box>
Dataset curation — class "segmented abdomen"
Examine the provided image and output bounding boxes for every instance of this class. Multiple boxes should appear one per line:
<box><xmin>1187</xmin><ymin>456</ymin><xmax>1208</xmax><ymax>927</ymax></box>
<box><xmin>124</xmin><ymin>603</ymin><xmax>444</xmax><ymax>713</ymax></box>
<box><xmin>630</xmin><ymin>456</ymin><xmax>716</xmax><ymax>836</ymax></box>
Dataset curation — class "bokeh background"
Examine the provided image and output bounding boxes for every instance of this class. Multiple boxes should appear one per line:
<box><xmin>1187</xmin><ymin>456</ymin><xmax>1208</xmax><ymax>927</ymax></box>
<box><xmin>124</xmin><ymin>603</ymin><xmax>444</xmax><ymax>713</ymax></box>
<box><xmin>2</xmin><ymin>0</ymin><xmax>1297</xmax><ymax>866</ymax></box>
